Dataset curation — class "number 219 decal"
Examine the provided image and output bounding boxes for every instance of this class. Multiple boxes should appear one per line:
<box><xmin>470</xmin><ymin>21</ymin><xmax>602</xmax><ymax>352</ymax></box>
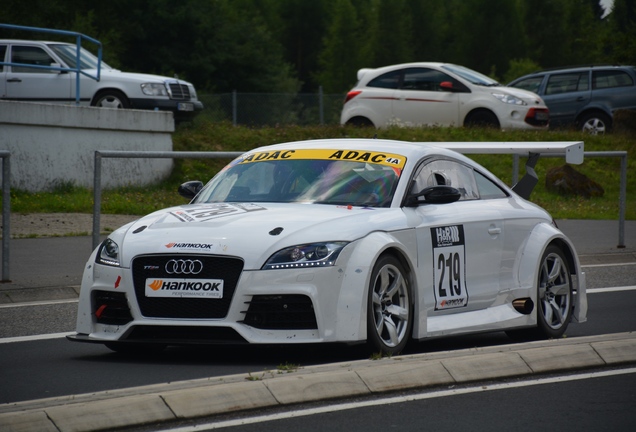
<box><xmin>431</xmin><ymin>225</ymin><xmax>469</xmax><ymax>310</ymax></box>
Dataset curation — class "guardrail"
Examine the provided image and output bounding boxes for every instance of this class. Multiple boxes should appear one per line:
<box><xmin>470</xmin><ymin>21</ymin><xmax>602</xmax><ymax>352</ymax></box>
<box><xmin>92</xmin><ymin>148</ymin><xmax>628</xmax><ymax>251</ymax></box>
<box><xmin>0</xmin><ymin>151</ymin><xmax>9</xmax><ymax>282</ymax></box>
<box><xmin>513</xmin><ymin>151</ymin><xmax>628</xmax><ymax>248</ymax></box>
<box><xmin>92</xmin><ymin>150</ymin><xmax>243</xmax><ymax>250</ymax></box>
<box><xmin>0</xmin><ymin>23</ymin><xmax>102</xmax><ymax>105</ymax></box>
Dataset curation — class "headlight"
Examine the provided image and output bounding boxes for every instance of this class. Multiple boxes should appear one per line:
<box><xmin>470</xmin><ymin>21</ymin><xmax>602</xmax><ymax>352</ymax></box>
<box><xmin>96</xmin><ymin>238</ymin><xmax>120</xmax><ymax>267</ymax></box>
<box><xmin>492</xmin><ymin>93</ymin><xmax>527</xmax><ymax>106</ymax></box>
<box><xmin>141</xmin><ymin>83</ymin><xmax>169</xmax><ymax>96</ymax></box>
<box><xmin>262</xmin><ymin>242</ymin><xmax>348</xmax><ymax>270</ymax></box>
<box><xmin>189</xmin><ymin>85</ymin><xmax>198</xmax><ymax>99</ymax></box>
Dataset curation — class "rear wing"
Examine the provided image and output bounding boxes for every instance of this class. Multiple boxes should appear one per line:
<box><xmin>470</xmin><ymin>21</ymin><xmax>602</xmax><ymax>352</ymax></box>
<box><xmin>419</xmin><ymin>141</ymin><xmax>585</xmax><ymax>199</ymax></box>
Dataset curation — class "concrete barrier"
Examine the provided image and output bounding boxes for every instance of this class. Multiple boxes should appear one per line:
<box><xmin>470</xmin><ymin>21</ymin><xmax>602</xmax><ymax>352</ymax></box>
<box><xmin>0</xmin><ymin>100</ymin><xmax>174</xmax><ymax>192</ymax></box>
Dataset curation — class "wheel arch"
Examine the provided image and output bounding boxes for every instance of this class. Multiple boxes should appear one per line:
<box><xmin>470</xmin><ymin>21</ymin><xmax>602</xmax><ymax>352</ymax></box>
<box><xmin>463</xmin><ymin>107</ymin><xmax>501</xmax><ymax>128</ymax></box>
<box><xmin>575</xmin><ymin>107</ymin><xmax>613</xmax><ymax>125</ymax></box>
<box><xmin>90</xmin><ymin>88</ymin><xmax>131</xmax><ymax>107</ymax></box>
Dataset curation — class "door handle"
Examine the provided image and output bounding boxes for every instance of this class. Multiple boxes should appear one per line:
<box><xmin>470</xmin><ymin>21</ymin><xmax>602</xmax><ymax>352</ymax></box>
<box><xmin>488</xmin><ymin>227</ymin><xmax>501</xmax><ymax>235</ymax></box>
<box><xmin>7</xmin><ymin>78</ymin><xmax>22</xmax><ymax>83</ymax></box>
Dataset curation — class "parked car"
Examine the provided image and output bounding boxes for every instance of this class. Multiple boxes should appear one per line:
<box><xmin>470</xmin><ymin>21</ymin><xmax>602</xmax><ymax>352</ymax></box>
<box><xmin>0</xmin><ymin>39</ymin><xmax>203</xmax><ymax>121</ymax></box>
<box><xmin>340</xmin><ymin>62</ymin><xmax>549</xmax><ymax>130</ymax></box>
<box><xmin>508</xmin><ymin>65</ymin><xmax>636</xmax><ymax>134</ymax></box>
<box><xmin>67</xmin><ymin>138</ymin><xmax>587</xmax><ymax>355</ymax></box>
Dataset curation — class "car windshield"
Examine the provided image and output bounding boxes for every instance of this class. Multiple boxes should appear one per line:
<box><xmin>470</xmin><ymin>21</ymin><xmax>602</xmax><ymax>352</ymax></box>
<box><xmin>48</xmin><ymin>43</ymin><xmax>109</xmax><ymax>70</ymax></box>
<box><xmin>442</xmin><ymin>64</ymin><xmax>500</xmax><ymax>87</ymax></box>
<box><xmin>193</xmin><ymin>149</ymin><xmax>406</xmax><ymax>208</ymax></box>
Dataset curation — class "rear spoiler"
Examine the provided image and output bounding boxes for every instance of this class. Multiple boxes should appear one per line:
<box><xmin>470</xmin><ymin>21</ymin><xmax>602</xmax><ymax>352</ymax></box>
<box><xmin>417</xmin><ymin>141</ymin><xmax>584</xmax><ymax>200</ymax></box>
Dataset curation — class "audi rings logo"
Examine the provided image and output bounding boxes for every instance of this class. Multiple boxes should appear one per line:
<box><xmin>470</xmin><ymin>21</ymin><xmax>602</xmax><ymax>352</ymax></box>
<box><xmin>165</xmin><ymin>259</ymin><xmax>203</xmax><ymax>275</ymax></box>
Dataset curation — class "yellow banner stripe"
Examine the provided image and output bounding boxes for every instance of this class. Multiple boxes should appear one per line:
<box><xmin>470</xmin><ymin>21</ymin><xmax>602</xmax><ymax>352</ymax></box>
<box><xmin>238</xmin><ymin>149</ymin><xmax>406</xmax><ymax>168</ymax></box>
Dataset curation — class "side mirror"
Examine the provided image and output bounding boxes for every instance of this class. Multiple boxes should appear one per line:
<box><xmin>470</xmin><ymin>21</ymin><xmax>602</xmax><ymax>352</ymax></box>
<box><xmin>439</xmin><ymin>81</ymin><xmax>454</xmax><ymax>91</ymax></box>
<box><xmin>405</xmin><ymin>185</ymin><xmax>461</xmax><ymax>207</ymax></box>
<box><xmin>178</xmin><ymin>180</ymin><xmax>203</xmax><ymax>200</ymax></box>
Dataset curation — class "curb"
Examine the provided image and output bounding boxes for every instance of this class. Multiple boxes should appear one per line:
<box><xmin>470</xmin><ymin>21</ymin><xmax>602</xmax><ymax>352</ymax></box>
<box><xmin>1</xmin><ymin>332</ymin><xmax>635</xmax><ymax>432</ymax></box>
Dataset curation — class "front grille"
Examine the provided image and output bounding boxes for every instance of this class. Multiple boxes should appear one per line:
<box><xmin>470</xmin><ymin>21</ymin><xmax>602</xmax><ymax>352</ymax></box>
<box><xmin>93</xmin><ymin>291</ymin><xmax>133</xmax><ymax>325</ymax></box>
<box><xmin>124</xmin><ymin>325</ymin><xmax>247</xmax><ymax>344</ymax></box>
<box><xmin>132</xmin><ymin>254</ymin><xmax>244</xmax><ymax>319</ymax></box>
<box><xmin>242</xmin><ymin>295</ymin><xmax>317</xmax><ymax>330</ymax></box>
<box><xmin>168</xmin><ymin>83</ymin><xmax>191</xmax><ymax>100</ymax></box>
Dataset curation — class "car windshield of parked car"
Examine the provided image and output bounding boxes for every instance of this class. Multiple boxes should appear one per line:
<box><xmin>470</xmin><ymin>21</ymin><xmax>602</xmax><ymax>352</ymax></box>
<box><xmin>48</xmin><ymin>43</ymin><xmax>109</xmax><ymax>70</ymax></box>
<box><xmin>194</xmin><ymin>150</ymin><xmax>405</xmax><ymax>207</ymax></box>
<box><xmin>442</xmin><ymin>64</ymin><xmax>500</xmax><ymax>87</ymax></box>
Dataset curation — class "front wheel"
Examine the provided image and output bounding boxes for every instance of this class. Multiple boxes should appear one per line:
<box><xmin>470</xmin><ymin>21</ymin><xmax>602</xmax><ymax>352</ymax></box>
<box><xmin>464</xmin><ymin>110</ymin><xmax>500</xmax><ymax>129</ymax></box>
<box><xmin>367</xmin><ymin>255</ymin><xmax>412</xmax><ymax>355</ymax></box>
<box><xmin>92</xmin><ymin>90</ymin><xmax>131</xmax><ymax>109</ymax></box>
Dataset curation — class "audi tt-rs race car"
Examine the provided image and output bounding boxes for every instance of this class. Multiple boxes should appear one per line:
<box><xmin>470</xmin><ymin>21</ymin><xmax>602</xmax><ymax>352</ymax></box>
<box><xmin>68</xmin><ymin>139</ymin><xmax>587</xmax><ymax>355</ymax></box>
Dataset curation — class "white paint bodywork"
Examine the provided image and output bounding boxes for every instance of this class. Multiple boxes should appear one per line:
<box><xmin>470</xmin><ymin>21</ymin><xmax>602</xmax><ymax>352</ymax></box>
<box><xmin>73</xmin><ymin>139</ymin><xmax>587</xmax><ymax>347</ymax></box>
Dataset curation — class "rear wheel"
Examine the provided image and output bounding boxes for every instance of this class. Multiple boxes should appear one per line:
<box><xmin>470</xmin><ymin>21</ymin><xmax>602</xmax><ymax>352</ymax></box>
<box><xmin>367</xmin><ymin>255</ymin><xmax>412</xmax><ymax>355</ymax></box>
<box><xmin>346</xmin><ymin>117</ymin><xmax>374</xmax><ymax>127</ymax></box>
<box><xmin>507</xmin><ymin>245</ymin><xmax>573</xmax><ymax>341</ymax></box>
<box><xmin>579</xmin><ymin>111</ymin><xmax>611</xmax><ymax>135</ymax></box>
<box><xmin>92</xmin><ymin>90</ymin><xmax>131</xmax><ymax>109</ymax></box>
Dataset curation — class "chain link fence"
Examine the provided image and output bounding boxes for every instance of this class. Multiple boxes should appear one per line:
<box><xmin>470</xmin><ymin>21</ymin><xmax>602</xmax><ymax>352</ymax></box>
<box><xmin>198</xmin><ymin>90</ymin><xmax>346</xmax><ymax>126</ymax></box>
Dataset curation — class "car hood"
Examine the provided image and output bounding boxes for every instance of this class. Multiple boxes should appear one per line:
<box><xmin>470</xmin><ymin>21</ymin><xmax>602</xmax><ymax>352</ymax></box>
<box><xmin>497</xmin><ymin>85</ymin><xmax>545</xmax><ymax>103</ymax></box>
<box><xmin>85</xmin><ymin>68</ymin><xmax>195</xmax><ymax>86</ymax></box>
<box><xmin>114</xmin><ymin>203</ymin><xmax>408</xmax><ymax>269</ymax></box>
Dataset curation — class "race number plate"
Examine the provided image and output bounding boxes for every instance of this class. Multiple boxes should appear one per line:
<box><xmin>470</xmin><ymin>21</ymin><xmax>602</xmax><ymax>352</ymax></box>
<box><xmin>431</xmin><ymin>225</ymin><xmax>469</xmax><ymax>310</ymax></box>
<box><xmin>145</xmin><ymin>278</ymin><xmax>224</xmax><ymax>298</ymax></box>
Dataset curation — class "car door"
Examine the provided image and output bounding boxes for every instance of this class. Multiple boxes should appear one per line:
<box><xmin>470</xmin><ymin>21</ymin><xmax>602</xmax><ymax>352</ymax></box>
<box><xmin>5</xmin><ymin>43</ymin><xmax>72</xmax><ymax>103</ymax></box>
<box><xmin>392</xmin><ymin>67</ymin><xmax>461</xmax><ymax>127</ymax></box>
<box><xmin>406</xmin><ymin>158</ymin><xmax>504</xmax><ymax>317</ymax></box>
<box><xmin>541</xmin><ymin>71</ymin><xmax>591</xmax><ymax>127</ymax></box>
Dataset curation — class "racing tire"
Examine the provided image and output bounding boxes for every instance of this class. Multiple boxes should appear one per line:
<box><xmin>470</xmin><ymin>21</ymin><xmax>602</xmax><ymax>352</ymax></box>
<box><xmin>91</xmin><ymin>90</ymin><xmax>131</xmax><ymax>109</ymax></box>
<box><xmin>104</xmin><ymin>342</ymin><xmax>166</xmax><ymax>355</ymax></box>
<box><xmin>367</xmin><ymin>255</ymin><xmax>413</xmax><ymax>355</ymax></box>
<box><xmin>464</xmin><ymin>110</ymin><xmax>500</xmax><ymax>129</ymax></box>
<box><xmin>578</xmin><ymin>111</ymin><xmax>611</xmax><ymax>135</ymax></box>
<box><xmin>507</xmin><ymin>245</ymin><xmax>573</xmax><ymax>341</ymax></box>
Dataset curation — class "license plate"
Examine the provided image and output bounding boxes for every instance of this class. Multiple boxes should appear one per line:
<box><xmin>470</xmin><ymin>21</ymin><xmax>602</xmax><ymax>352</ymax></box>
<box><xmin>535</xmin><ymin>111</ymin><xmax>549</xmax><ymax>121</ymax></box>
<box><xmin>177</xmin><ymin>102</ymin><xmax>194</xmax><ymax>111</ymax></box>
<box><xmin>145</xmin><ymin>278</ymin><xmax>224</xmax><ymax>298</ymax></box>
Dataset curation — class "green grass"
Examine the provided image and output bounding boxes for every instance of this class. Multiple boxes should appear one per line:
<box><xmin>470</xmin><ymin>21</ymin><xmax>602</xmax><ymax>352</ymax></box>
<box><xmin>7</xmin><ymin>120</ymin><xmax>636</xmax><ymax>220</ymax></box>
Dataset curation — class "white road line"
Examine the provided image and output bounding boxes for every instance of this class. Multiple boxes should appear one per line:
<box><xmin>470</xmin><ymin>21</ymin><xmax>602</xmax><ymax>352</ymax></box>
<box><xmin>588</xmin><ymin>286</ymin><xmax>636</xmax><ymax>293</ymax></box>
<box><xmin>0</xmin><ymin>332</ymin><xmax>74</xmax><ymax>344</ymax></box>
<box><xmin>0</xmin><ymin>299</ymin><xmax>78</xmax><ymax>309</ymax></box>
<box><xmin>582</xmin><ymin>262</ymin><xmax>636</xmax><ymax>268</ymax></box>
<box><xmin>156</xmin><ymin>367</ymin><xmax>636</xmax><ymax>431</ymax></box>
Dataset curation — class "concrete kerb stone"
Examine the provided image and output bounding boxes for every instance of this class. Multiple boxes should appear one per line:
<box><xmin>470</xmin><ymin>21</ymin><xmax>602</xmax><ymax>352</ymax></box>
<box><xmin>1</xmin><ymin>332</ymin><xmax>635</xmax><ymax>432</ymax></box>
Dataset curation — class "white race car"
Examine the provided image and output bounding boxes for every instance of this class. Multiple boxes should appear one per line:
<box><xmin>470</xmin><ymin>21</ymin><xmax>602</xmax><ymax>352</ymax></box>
<box><xmin>68</xmin><ymin>139</ymin><xmax>587</xmax><ymax>355</ymax></box>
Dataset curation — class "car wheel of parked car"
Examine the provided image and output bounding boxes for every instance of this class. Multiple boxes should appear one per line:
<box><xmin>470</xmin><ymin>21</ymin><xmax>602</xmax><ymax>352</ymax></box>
<box><xmin>367</xmin><ymin>254</ymin><xmax>412</xmax><ymax>355</ymax></box>
<box><xmin>579</xmin><ymin>111</ymin><xmax>611</xmax><ymax>135</ymax></box>
<box><xmin>464</xmin><ymin>110</ymin><xmax>500</xmax><ymax>128</ymax></box>
<box><xmin>346</xmin><ymin>117</ymin><xmax>375</xmax><ymax>127</ymax></box>
<box><xmin>92</xmin><ymin>90</ymin><xmax>131</xmax><ymax>109</ymax></box>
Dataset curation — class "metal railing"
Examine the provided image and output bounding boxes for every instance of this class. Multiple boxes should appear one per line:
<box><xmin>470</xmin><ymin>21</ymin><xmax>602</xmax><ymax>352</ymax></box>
<box><xmin>0</xmin><ymin>151</ymin><xmax>10</xmax><ymax>282</ymax></box>
<box><xmin>92</xmin><ymin>150</ymin><xmax>243</xmax><ymax>250</ymax></box>
<box><xmin>513</xmin><ymin>151</ymin><xmax>628</xmax><ymax>248</ymax></box>
<box><xmin>0</xmin><ymin>23</ymin><xmax>102</xmax><ymax>105</ymax></box>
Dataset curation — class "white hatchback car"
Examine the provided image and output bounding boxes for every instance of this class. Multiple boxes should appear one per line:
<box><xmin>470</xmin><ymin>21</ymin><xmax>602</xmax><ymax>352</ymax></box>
<box><xmin>341</xmin><ymin>62</ymin><xmax>550</xmax><ymax>130</ymax></box>
<box><xmin>0</xmin><ymin>39</ymin><xmax>203</xmax><ymax>121</ymax></box>
<box><xmin>67</xmin><ymin>138</ymin><xmax>586</xmax><ymax>355</ymax></box>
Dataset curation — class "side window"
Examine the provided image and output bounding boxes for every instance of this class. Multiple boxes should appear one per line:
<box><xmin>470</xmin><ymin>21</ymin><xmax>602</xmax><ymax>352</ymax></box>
<box><xmin>474</xmin><ymin>171</ymin><xmax>508</xmax><ymax>199</ymax></box>
<box><xmin>367</xmin><ymin>70</ymin><xmax>401</xmax><ymax>89</ymax></box>
<box><xmin>0</xmin><ymin>45</ymin><xmax>7</xmax><ymax>72</ymax></box>
<box><xmin>545</xmin><ymin>72</ymin><xmax>589</xmax><ymax>95</ymax></box>
<box><xmin>411</xmin><ymin>159</ymin><xmax>479</xmax><ymax>201</ymax></box>
<box><xmin>11</xmin><ymin>46</ymin><xmax>56</xmax><ymax>73</ymax></box>
<box><xmin>593</xmin><ymin>70</ymin><xmax>634</xmax><ymax>89</ymax></box>
<box><xmin>401</xmin><ymin>68</ymin><xmax>460</xmax><ymax>92</ymax></box>
<box><xmin>510</xmin><ymin>76</ymin><xmax>543</xmax><ymax>94</ymax></box>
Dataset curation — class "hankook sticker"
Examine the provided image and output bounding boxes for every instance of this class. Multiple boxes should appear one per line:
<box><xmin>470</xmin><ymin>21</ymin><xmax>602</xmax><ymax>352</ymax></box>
<box><xmin>145</xmin><ymin>278</ymin><xmax>224</xmax><ymax>298</ymax></box>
